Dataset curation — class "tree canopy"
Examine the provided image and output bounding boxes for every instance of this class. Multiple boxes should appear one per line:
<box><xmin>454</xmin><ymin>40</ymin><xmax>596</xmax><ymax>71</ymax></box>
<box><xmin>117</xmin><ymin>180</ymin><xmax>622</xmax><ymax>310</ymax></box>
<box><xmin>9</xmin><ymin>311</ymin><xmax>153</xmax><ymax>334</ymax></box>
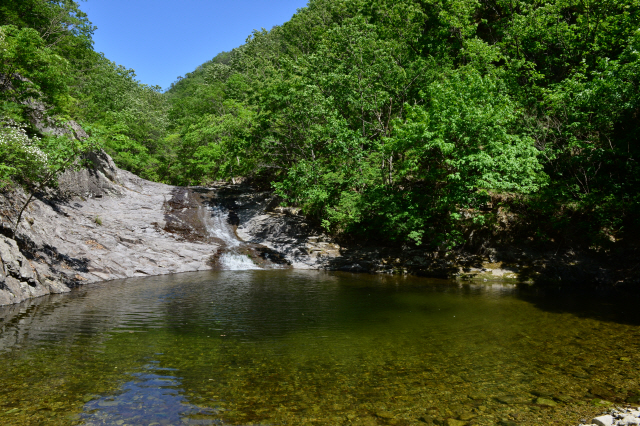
<box><xmin>2</xmin><ymin>0</ymin><xmax>638</xmax><ymax>250</ymax></box>
<box><xmin>161</xmin><ymin>0</ymin><xmax>639</xmax><ymax>248</ymax></box>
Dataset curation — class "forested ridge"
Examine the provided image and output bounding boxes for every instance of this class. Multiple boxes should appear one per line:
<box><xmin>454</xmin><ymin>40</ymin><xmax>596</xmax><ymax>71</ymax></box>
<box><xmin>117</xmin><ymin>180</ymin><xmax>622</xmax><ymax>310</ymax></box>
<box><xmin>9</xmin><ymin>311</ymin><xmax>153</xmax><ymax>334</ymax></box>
<box><xmin>1</xmin><ymin>0</ymin><xmax>639</xmax><ymax>254</ymax></box>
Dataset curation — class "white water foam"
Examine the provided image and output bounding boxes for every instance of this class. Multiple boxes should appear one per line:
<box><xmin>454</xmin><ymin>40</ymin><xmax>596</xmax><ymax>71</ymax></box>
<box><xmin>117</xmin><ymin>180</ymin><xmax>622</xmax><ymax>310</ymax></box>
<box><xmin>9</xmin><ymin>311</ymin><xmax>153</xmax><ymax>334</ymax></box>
<box><xmin>199</xmin><ymin>206</ymin><xmax>241</xmax><ymax>248</ymax></box>
<box><xmin>199</xmin><ymin>205</ymin><xmax>261</xmax><ymax>270</ymax></box>
<box><xmin>219</xmin><ymin>253</ymin><xmax>262</xmax><ymax>270</ymax></box>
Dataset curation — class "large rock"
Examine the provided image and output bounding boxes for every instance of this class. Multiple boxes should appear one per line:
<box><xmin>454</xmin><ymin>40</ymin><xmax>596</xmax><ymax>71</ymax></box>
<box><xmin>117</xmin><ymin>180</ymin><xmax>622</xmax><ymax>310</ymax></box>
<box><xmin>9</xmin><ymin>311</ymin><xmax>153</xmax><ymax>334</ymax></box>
<box><xmin>591</xmin><ymin>415</ymin><xmax>614</xmax><ymax>426</ymax></box>
<box><xmin>0</xmin><ymin>237</ymin><xmax>20</xmax><ymax>276</ymax></box>
<box><xmin>3</xmin><ymin>276</ymin><xmax>24</xmax><ymax>304</ymax></box>
<box><xmin>58</xmin><ymin>149</ymin><xmax>122</xmax><ymax>198</ymax></box>
<box><xmin>0</xmin><ymin>235</ymin><xmax>61</xmax><ymax>304</ymax></box>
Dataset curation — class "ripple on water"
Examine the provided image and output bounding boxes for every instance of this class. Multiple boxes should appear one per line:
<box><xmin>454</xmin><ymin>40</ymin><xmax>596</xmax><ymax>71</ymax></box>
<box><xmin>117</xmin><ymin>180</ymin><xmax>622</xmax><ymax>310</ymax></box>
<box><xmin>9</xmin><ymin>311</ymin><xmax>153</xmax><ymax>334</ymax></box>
<box><xmin>0</xmin><ymin>270</ymin><xmax>638</xmax><ymax>426</ymax></box>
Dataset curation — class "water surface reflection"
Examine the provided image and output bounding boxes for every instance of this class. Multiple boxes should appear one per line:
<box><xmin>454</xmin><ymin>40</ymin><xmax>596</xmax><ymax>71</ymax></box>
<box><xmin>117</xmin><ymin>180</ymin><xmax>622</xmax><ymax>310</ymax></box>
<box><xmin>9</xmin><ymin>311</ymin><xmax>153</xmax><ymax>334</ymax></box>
<box><xmin>0</xmin><ymin>271</ymin><xmax>638</xmax><ymax>426</ymax></box>
<box><xmin>81</xmin><ymin>362</ymin><xmax>217</xmax><ymax>425</ymax></box>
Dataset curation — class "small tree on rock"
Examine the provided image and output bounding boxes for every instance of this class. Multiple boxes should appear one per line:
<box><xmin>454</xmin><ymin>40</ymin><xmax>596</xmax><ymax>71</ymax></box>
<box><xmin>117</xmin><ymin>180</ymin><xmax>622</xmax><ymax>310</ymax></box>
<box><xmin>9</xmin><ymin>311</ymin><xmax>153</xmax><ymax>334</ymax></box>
<box><xmin>0</xmin><ymin>120</ymin><xmax>92</xmax><ymax>238</ymax></box>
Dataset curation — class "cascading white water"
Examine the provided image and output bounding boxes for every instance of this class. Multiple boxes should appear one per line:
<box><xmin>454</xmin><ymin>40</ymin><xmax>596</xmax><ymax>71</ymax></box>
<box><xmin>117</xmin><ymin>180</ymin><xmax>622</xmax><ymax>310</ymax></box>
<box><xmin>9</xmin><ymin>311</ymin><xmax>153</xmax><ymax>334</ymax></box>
<box><xmin>199</xmin><ymin>206</ymin><xmax>241</xmax><ymax>248</ymax></box>
<box><xmin>199</xmin><ymin>205</ymin><xmax>261</xmax><ymax>270</ymax></box>
<box><xmin>218</xmin><ymin>253</ymin><xmax>261</xmax><ymax>270</ymax></box>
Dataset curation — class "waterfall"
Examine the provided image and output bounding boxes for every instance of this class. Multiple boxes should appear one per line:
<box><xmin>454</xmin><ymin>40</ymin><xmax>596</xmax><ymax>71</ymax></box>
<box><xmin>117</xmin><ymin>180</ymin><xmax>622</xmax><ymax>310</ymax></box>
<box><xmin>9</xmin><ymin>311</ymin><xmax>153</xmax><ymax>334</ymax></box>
<box><xmin>199</xmin><ymin>205</ymin><xmax>261</xmax><ymax>270</ymax></box>
<box><xmin>218</xmin><ymin>252</ymin><xmax>261</xmax><ymax>270</ymax></box>
<box><xmin>199</xmin><ymin>206</ymin><xmax>241</xmax><ymax>248</ymax></box>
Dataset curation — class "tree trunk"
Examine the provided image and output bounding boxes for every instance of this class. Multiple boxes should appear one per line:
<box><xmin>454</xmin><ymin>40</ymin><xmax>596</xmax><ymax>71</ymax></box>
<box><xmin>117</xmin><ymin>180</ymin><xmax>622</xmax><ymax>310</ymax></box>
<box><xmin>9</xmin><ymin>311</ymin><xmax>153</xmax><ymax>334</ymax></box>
<box><xmin>12</xmin><ymin>191</ymin><xmax>35</xmax><ymax>239</ymax></box>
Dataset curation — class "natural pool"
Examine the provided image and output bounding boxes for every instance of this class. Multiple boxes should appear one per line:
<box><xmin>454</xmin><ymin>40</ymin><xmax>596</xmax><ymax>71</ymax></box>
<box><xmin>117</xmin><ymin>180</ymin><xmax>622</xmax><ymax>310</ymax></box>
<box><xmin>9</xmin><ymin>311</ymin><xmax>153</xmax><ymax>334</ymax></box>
<box><xmin>0</xmin><ymin>270</ymin><xmax>638</xmax><ymax>426</ymax></box>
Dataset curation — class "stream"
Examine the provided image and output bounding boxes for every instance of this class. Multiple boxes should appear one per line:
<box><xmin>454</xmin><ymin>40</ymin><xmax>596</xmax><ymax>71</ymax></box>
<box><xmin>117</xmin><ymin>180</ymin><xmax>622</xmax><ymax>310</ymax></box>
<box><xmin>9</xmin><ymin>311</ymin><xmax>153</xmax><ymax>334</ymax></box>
<box><xmin>0</xmin><ymin>270</ymin><xmax>639</xmax><ymax>425</ymax></box>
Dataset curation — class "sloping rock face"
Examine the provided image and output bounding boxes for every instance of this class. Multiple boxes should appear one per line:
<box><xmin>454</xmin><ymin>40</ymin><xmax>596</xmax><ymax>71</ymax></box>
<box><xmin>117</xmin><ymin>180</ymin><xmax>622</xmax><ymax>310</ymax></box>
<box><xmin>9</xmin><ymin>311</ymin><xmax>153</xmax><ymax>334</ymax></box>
<box><xmin>0</xmin><ymin>151</ymin><xmax>344</xmax><ymax>307</ymax></box>
<box><xmin>0</xmin><ymin>152</ymin><xmax>222</xmax><ymax>306</ymax></box>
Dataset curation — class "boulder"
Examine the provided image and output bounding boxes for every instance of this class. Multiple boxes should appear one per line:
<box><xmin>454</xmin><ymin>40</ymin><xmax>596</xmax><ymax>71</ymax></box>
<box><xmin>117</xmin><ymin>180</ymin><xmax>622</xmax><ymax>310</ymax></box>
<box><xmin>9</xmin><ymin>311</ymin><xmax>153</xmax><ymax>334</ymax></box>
<box><xmin>0</xmin><ymin>237</ymin><xmax>20</xmax><ymax>276</ymax></box>
<box><xmin>4</xmin><ymin>276</ymin><xmax>23</xmax><ymax>303</ymax></box>
<box><xmin>591</xmin><ymin>415</ymin><xmax>614</xmax><ymax>426</ymax></box>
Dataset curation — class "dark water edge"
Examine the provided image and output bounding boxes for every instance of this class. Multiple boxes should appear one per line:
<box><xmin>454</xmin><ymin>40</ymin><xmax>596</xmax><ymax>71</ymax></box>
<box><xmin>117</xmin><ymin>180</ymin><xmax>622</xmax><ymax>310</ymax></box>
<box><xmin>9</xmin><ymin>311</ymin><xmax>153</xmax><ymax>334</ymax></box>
<box><xmin>0</xmin><ymin>270</ymin><xmax>639</xmax><ymax>426</ymax></box>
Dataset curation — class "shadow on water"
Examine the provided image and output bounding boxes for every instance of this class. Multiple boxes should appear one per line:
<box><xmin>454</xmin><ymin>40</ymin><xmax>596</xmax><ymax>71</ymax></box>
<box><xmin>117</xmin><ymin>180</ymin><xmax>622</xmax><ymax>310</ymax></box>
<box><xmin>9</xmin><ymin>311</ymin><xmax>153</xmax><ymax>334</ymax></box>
<box><xmin>514</xmin><ymin>284</ymin><xmax>640</xmax><ymax>327</ymax></box>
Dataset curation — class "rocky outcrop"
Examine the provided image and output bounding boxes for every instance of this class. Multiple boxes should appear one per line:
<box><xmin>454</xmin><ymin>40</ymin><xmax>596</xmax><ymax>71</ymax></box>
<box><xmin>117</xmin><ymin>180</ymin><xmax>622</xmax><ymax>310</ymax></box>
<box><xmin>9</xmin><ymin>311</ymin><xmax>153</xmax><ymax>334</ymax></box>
<box><xmin>232</xmin><ymin>190</ymin><xmax>342</xmax><ymax>269</ymax></box>
<box><xmin>1</xmin><ymin>146</ymin><xmax>637</xmax><ymax>306</ymax></box>
<box><xmin>0</xmin><ymin>152</ymin><xmax>223</xmax><ymax>306</ymax></box>
<box><xmin>0</xmin><ymin>236</ymin><xmax>70</xmax><ymax>305</ymax></box>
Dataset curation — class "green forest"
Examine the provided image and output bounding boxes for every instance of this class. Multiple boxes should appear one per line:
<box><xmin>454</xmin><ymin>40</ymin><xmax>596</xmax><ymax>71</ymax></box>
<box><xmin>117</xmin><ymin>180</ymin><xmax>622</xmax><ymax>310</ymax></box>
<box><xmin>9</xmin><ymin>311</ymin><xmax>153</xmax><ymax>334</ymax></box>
<box><xmin>1</xmin><ymin>0</ymin><xmax>638</xmax><ymax>251</ymax></box>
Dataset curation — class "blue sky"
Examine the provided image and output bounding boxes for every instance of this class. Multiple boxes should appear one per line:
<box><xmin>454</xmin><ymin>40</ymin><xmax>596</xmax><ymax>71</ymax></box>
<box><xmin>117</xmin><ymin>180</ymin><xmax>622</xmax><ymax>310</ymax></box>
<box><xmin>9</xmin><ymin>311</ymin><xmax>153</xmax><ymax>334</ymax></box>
<box><xmin>81</xmin><ymin>0</ymin><xmax>310</xmax><ymax>90</ymax></box>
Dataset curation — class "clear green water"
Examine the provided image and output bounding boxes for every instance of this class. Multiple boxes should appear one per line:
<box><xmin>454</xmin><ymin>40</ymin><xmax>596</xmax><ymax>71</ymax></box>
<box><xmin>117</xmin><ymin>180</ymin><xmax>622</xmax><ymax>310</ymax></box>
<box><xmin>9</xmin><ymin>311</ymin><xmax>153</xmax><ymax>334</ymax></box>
<box><xmin>0</xmin><ymin>270</ymin><xmax>639</xmax><ymax>426</ymax></box>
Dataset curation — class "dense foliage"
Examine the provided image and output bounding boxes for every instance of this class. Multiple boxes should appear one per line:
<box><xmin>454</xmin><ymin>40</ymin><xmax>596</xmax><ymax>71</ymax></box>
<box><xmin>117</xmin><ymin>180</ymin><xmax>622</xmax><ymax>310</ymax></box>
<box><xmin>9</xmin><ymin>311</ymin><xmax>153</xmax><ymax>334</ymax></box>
<box><xmin>0</xmin><ymin>0</ymin><xmax>167</xmax><ymax>184</ymax></box>
<box><xmin>2</xmin><ymin>0</ymin><xmax>638</xmax><ymax>249</ymax></box>
<box><xmin>164</xmin><ymin>0</ymin><xmax>639</xmax><ymax>248</ymax></box>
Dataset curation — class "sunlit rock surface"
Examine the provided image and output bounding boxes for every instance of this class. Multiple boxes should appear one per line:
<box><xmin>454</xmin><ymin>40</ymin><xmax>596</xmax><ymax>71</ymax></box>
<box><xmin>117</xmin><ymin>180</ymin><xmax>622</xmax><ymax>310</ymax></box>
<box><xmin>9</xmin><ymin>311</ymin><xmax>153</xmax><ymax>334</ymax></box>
<box><xmin>0</xmin><ymin>153</ymin><xmax>220</xmax><ymax>305</ymax></box>
<box><xmin>0</xmin><ymin>151</ymin><xmax>333</xmax><ymax>306</ymax></box>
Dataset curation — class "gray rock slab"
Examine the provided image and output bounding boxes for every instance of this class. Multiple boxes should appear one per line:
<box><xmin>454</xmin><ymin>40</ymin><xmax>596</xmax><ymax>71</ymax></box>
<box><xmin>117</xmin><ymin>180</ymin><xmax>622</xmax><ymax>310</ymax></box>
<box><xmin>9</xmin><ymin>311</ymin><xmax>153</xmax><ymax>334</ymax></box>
<box><xmin>0</xmin><ymin>238</ymin><xmax>20</xmax><ymax>275</ymax></box>
<box><xmin>4</xmin><ymin>277</ymin><xmax>23</xmax><ymax>303</ymax></box>
<box><xmin>0</xmin><ymin>290</ymin><xmax>11</xmax><ymax>305</ymax></box>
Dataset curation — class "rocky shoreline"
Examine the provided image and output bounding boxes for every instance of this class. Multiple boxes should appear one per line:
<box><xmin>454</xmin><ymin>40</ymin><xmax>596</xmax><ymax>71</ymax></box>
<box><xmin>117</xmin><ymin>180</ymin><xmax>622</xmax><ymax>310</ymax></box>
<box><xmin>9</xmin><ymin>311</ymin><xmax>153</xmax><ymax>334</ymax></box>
<box><xmin>579</xmin><ymin>407</ymin><xmax>640</xmax><ymax>426</ymax></box>
<box><xmin>1</xmin><ymin>151</ymin><xmax>639</xmax><ymax>307</ymax></box>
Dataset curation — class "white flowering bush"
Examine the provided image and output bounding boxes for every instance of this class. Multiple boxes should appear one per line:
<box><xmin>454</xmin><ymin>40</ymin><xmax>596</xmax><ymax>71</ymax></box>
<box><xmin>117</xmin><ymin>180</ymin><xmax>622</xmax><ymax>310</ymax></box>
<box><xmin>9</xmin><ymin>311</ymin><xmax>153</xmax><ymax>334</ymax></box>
<box><xmin>0</xmin><ymin>119</ymin><xmax>95</xmax><ymax>236</ymax></box>
<box><xmin>0</xmin><ymin>123</ymin><xmax>48</xmax><ymax>189</ymax></box>
<box><xmin>0</xmin><ymin>125</ymin><xmax>48</xmax><ymax>162</ymax></box>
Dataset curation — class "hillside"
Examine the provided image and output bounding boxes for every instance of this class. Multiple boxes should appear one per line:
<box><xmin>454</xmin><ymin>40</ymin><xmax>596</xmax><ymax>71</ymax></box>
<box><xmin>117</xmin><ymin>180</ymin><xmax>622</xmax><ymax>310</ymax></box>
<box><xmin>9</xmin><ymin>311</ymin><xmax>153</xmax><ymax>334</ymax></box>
<box><xmin>1</xmin><ymin>0</ymin><xmax>639</xmax><ymax>286</ymax></box>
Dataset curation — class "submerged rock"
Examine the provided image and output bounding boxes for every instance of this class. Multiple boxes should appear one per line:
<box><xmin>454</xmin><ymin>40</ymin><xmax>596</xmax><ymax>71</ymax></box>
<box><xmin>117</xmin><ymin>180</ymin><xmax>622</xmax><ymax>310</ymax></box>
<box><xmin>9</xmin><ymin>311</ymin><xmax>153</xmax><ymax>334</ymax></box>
<box><xmin>535</xmin><ymin>397</ymin><xmax>558</xmax><ymax>407</ymax></box>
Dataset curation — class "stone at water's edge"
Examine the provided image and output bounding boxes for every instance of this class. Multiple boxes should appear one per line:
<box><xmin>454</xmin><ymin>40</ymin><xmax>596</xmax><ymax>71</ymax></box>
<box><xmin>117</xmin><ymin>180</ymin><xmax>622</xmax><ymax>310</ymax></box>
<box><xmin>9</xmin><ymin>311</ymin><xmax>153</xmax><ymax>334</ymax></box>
<box><xmin>0</xmin><ymin>236</ymin><xmax>70</xmax><ymax>305</ymax></box>
<box><xmin>580</xmin><ymin>410</ymin><xmax>640</xmax><ymax>426</ymax></box>
<box><xmin>592</xmin><ymin>415</ymin><xmax>614</xmax><ymax>426</ymax></box>
<box><xmin>619</xmin><ymin>416</ymin><xmax>640</xmax><ymax>426</ymax></box>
